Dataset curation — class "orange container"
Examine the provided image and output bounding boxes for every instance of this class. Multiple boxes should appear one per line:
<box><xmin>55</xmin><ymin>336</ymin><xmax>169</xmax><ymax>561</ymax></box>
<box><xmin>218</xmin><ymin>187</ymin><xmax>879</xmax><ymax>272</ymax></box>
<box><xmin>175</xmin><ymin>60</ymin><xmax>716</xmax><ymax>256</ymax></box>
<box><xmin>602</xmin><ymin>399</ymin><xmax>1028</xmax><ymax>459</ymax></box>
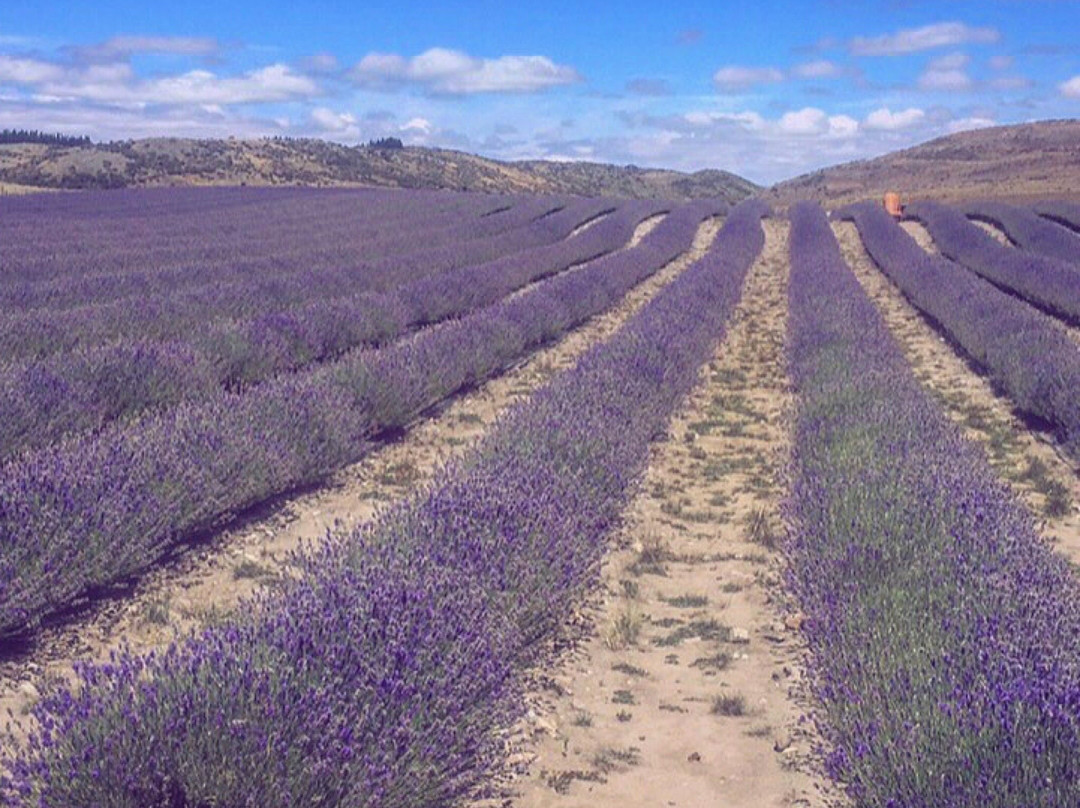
<box><xmin>884</xmin><ymin>192</ymin><xmax>903</xmax><ymax>218</ymax></box>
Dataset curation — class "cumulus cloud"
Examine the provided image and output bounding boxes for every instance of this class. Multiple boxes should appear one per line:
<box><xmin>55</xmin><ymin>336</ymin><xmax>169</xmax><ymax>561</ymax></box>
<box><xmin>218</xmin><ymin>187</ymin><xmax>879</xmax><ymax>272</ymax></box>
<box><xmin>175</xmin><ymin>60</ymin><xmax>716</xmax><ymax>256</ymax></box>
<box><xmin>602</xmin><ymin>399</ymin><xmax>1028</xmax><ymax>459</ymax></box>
<box><xmin>401</xmin><ymin>117</ymin><xmax>432</xmax><ymax>133</ymax></box>
<box><xmin>1061</xmin><ymin>75</ymin><xmax>1080</xmax><ymax>97</ymax></box>
<box><xmin>918</xmin><ymin>53</ymin><xmax>974</xmax><ymax>91</ymax></box>
<box><xmin>851</xmin><ymin>22</ymin><xmax>999</xmax><ymax>56</ymax></box>
<box><xmin>776</xmin><ymin>108</ymin><xmax>860</xmax><ymax>137</ymax></box>
<box><xmin>779</xmin><ymin>107</ymin><xmax>829</xmax><ymax>135</ymax></box>
<box><xmin>863</xmin><ymin>107</ymin><xmax>926</xmax><ymax>131</ymax></box>
<box><xmin>147</xmin><ymin>64</ymin><xmax>318</xmax><ymax>105</ymax></box>
<box><xmin>0</xmin><ymin>54</ymin><xmax>65</xmax><ymax>84</ymax></box>
<box><xmin>791</xmin><ymin>60</ymin><xmax>844</xmax><ymax>79</ymax></box>
<box><xmin>310</xmin><ymin>106</ymin><xmax>358</xmax><ymax>136</ymax></box>
<box><xmin>712</xmin><ymin>66</ymin><xmax>784</xmax><ymax>91</ymax></box>
<box><xmin>6</xmin><ymin>59</ymin><xmax>319</xmax><ymax>107</ymax></box>
<box><xmin>348</xmin><ymin>47</ymin><xmax>580</xmax><ymax>94</ymax></box>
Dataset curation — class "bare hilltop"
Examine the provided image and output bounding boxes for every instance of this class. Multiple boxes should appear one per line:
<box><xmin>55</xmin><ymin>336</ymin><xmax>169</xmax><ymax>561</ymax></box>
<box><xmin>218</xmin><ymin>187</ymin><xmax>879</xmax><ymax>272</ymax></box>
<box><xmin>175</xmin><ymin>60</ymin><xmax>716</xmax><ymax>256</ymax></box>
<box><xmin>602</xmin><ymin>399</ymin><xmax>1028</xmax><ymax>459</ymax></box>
<box><xmin>768</xmin><ymin>119</ymin><xmax>1080</xmax><ymax>207</ymax></box>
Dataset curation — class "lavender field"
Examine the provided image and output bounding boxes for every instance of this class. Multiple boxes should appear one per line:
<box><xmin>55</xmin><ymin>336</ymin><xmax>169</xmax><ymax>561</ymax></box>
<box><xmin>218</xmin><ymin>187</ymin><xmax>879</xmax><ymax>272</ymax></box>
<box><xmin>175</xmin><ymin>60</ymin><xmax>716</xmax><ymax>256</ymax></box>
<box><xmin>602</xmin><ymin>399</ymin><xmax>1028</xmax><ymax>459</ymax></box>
<box><xmin>2</xmin><ymin>188</ymin><xmax>1080</xmax><ymax>807</ymax></box>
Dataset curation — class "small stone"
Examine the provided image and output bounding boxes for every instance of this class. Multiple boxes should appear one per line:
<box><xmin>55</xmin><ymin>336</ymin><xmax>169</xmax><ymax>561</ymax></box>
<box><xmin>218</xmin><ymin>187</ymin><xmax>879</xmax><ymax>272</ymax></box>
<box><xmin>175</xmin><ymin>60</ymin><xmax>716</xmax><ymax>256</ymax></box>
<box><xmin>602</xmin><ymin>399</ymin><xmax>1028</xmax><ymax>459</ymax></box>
<box><xmin>774</xmin><ymin>732</ymin><xmax>795</xmax><ymax>753</ymax></box>
<box><xmin>730</xmin><ymin>627</ymin><xmax>751</xmax><ymax>644</ymax></box>
<box><xmin>18</xmin><ymin>682</ymin><xmax>39</xmax><ymax>700</ymax></box>
<box><xmin>784</xmin><ymin>613</ymin><xmax>805</xmax><ymax>631</ymax></box>
<box><xmin>687</xmin><ymin>752</ymin><xmax>702</xmax><ymax>763</ymax></box>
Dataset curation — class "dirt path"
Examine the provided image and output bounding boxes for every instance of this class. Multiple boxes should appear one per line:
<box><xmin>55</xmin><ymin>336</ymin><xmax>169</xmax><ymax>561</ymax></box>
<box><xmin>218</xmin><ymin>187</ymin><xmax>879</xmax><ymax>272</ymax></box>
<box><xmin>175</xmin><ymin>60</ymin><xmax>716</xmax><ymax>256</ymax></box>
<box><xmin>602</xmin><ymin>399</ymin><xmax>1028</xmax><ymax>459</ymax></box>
<box><xmin>485</xmin><ymin>219</ymin><xmax>830</xmax><ymax>808</ymax></box>
<box><xmin>899</xmin><ymin>219</ymin><xmax>939</xmax><ymax>253</ymax></box>
<box><xmin>0</xmin><ymin>214</ymin><xmax>721</xmax><ymax>743</ymax></box>
<box><xmin>970</xmin><ymin>218</ymin><xmax>1013</xmax><ymax>246</ymax></box>
<box><xmin>833</xmin><ymin>221</ymin><xmax>1080</xmax><ymax>563</ymax></box>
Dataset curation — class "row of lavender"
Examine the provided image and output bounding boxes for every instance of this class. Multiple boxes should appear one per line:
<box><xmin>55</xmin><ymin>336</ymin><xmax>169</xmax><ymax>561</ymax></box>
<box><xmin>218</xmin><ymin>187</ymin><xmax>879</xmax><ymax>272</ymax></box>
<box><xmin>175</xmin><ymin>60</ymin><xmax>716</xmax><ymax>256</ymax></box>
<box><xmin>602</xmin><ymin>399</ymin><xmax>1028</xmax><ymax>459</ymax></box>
<box><xmin>0</xmin><ymin>199</ymin><xmax>658</xmax><ymax>461</ymax></box>
<box><xmin>2</xmin><ymin>201</ymin><xmax>767</xmax><ymax>807</ymax></box>
<box><xmin>1033</xmin><ymin>200</ymin><xmax>1080</xmax><ymax>235</ymax></box>
<box><xmin>904</xmin><ymin>200</ymin><xmax>1080</xmax><ymax>323</ymax></box>
<box><xmin>0</xmin><ymin>190</ymin><xmax>526</xmax><ymax>314</ymax></box>
<box><xmin>0</xmin><ymin>194</ymin><xmax>553</xmax><ymax>314</ymax></box>
<box><xmin>960</xmin><ymin>200</ymin><xmax>1080</xmax><ymax>266</ymax></box>
<box><xmin>0</xmin><ymin>198</ymin><xmax>718</xmax><ymax>639</ymax></box>
<box><xmin>0</xmin><ymin>187</ymin><xmax>514</xmax><ymax>290</ymax></box>
<box><xmin>840</xmin><ymin>202</ymin><xmax>1080</xmax><ymax>461</ymax></box>
<box><xmin>0</xmin><ymin>196</ymin><xmax>609</xmax><ymax>362</ymax></box>
<box><xmin>787</xmin><ymin>201</ymin><xmax>1080</xmax><ymax>806</ymax></box>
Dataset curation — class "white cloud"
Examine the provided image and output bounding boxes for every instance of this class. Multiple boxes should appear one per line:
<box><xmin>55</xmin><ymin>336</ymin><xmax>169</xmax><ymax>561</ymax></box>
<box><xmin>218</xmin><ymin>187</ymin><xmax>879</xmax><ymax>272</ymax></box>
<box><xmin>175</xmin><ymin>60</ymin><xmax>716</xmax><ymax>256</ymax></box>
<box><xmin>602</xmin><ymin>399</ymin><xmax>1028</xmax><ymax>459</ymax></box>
<box><xmin>349</xmin><ymin>47</ymin><xmax>580</xmax><ymax>94</ymax></box>
<box><xmin>792</xmin><ymin>60</ymin><xmax>844</xmax><ymax>79</ymax></box>
<box><xmin>946</xmin><ymin>117</ymin><xmax>995</xmax><ymax>134</ymax></box>
<box><xmin>779</xmin><ymin>107</ymin><xmax>828</xmax><ymax>135</ymax></box>
<box><xmin>683</xmin><ymin>110</ymin><xmax>766</xmax><ymax>130</ymax></box>
<box><xmin>1061</xmin><ymin>75</ymin><xmax>1080</xmax><ymax>98</ymax></box>
<box><xmin>712</xmin><ymin>66</ymin><xmax>784</xmax><ymax>91</ymax></box>
<box><xmin>919</xmin><ymin>68</ymin><xmax>973</xmax><ymax>91</ymax></box>
<box><xmin>0</xmin><ymin>54</ymin><xmax>65</xmax><ymax>84</ymax></box>
<box><xmin>401</xmin><ymin>117</ymin><xmax>433</xmax><ymax>133</ymax></box>
<box><xmin>851</xmin><ymin>22</ymin><xmax>999</xmax><ymax>56</ymax></box>
<box><xmin>917</xmin><ymin>53</ymin><xmax>973</xmax><ymax>91</ymax></box>
<box><xmin>863</xmin><ymin>107</ymin><xmax>926</xmax><ymax>131</ymax></box>
<box><xmin>310</xmin><ymin>106</ymin><xmax>358</xmax><ymax>136</ymax></box>
<box><xmin>37</xmin><ymin>62</ymin><xmax>318</xmax><ymax>106</ymax></box>
<box><xmin>828</xmin><ymin>114</ymin><xmax>859</xmax><ymax>138</ymax></box>
<box><xmin>989</xmin><ymin>54</ymin><xmax>1013</xmax><ymax>71</ymax></box>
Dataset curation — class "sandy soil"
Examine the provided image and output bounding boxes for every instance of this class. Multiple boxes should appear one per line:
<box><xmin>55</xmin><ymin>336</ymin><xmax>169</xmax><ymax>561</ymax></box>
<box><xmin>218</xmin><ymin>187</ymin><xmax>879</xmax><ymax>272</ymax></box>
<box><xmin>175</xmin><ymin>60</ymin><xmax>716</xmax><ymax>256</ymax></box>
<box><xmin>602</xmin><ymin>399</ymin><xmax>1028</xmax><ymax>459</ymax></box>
<box><xmin>970</xmin><ymin>218</ymin><xmax>1013</xmax><ymax>246</ymax></box>
<box><xmin>478</xmin><ymin>219</ymin><xmax>831</xmax><ymax>808</ymax></box>
<box><xmin>0</xmin><ymin>213</ymin><xmax>717</xmax><ymax>745</ymax></box>
<box><xmin>0</xmin><ymin>183</ymin><xmax>48</xmax><ymax>195</ymax></box>
<box><xmin>898</xmin><ymin>219</ymin><xmax>939</xmax><ymax>253</ymax></box>
<box><xmin>834</xmin><ymin>220</ymin><xmax>1080</xmax><ymax>563</ymax></box>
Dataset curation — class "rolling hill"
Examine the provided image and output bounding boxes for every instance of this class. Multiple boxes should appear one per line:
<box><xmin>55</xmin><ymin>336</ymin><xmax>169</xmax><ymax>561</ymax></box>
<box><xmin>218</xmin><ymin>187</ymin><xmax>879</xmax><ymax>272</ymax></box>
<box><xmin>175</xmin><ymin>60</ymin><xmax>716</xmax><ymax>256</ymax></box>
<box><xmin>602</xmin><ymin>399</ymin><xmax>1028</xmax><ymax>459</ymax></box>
<box><xmin>768</xmin><ymin>119</ymin><xmax>1080</xmax><ymax>207</ymax></box>
<box><xmin>0</xmin><ymin>137</ymin><xmax>759</xmax><ymax>202</ymax></box>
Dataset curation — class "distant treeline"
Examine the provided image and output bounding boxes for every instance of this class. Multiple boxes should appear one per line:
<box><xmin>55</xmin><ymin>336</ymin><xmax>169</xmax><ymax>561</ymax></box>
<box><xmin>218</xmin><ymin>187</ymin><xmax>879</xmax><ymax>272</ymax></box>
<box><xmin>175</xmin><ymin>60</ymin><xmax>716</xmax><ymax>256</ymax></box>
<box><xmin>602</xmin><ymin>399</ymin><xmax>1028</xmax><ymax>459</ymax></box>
<box><xmin>0</xmin><ymin>129</ymin><xmax>92</xmax><ymax>147</ymax></box>
<box><xmin>367</xmin><ymin>137</ymin><xmax>403</xmax><ymax>150</ymax></box>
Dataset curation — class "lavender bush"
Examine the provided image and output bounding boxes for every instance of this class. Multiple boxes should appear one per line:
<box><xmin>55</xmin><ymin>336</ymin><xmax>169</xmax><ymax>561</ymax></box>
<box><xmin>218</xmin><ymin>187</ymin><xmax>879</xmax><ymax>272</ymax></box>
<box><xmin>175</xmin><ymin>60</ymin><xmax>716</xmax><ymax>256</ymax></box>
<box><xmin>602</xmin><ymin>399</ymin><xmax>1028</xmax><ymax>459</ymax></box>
<box><xmin>0</xmin><ymin>187</ymin><xmax>515</xmax><ymax>296</ymax></box>
<box><xmin>0</xmin><ymin>195</ymin><xmax>605</xmax><ymax>362</ymax></box>
<box><xmin>1033</xmin><ymin>200</ymin><xmax>1080</xmax><ymax>235</ymax></box>
<box><xmin>0</xmin><ymin>199</ymin><xmax>660</xmax><ymax>461</ymax></box>
<box><xmin>788</xmin><ymin>201</ymin><xmax>1080</xmax><ymax>806</ymax></box>
<box><xmin>905</xmin><ymin>200</ymin><xmax>1080</xmax><ymax>323</ymax></box>
<box><xmin>961</xmin><ymin>200</ymin><xmax>1080</xmax><ymax>266</ymax></box>
<box><xmin>0</xmin><ymin>199</ymin><xmax>720</xmax><ymax>637</ymax></box>
<box><xmin>840</xmin><ymin>201</ymin><xmax>1080</xmax><ymax>460</ymax></box>
<box><xmin>2</xmin><ymin>200</ymin><xmax>768</xmax><ymax>806</ymax></box>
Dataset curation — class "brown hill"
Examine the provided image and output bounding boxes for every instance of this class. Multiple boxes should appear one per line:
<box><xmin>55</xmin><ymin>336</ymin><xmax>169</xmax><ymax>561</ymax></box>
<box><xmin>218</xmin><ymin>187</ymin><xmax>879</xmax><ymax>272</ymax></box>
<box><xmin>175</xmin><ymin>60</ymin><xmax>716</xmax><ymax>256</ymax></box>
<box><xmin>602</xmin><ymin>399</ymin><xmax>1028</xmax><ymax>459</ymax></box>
<box><xmin>0</xmin><ymin>137</ymin><xmax>759</xmax><ymax>202</ymax></box>
<box><xmin>768</xmin><ymin>119</ymin><xmax>1080</xmax><ymax>207</ymax></box>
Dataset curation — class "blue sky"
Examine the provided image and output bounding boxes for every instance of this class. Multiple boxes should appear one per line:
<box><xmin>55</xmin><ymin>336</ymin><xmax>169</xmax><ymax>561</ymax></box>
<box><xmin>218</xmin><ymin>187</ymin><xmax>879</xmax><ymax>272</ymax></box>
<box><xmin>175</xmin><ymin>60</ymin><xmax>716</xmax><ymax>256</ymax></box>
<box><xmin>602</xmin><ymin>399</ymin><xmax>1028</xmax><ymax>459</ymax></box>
<box><xmin>1</xmin><ymin>1</ymin><xmax>1078</xmax><ymax>183</ymax></box>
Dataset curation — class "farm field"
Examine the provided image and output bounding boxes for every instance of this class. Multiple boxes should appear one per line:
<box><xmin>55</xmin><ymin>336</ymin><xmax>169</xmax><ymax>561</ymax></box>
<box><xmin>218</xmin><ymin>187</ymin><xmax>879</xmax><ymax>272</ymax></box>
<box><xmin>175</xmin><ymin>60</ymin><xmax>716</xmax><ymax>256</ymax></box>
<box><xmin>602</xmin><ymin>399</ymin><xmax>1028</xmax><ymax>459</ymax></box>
<box><xmin>2</xmin><ymin>186</ymin><xmax>1080</xmax><ymax>808</ymax></box>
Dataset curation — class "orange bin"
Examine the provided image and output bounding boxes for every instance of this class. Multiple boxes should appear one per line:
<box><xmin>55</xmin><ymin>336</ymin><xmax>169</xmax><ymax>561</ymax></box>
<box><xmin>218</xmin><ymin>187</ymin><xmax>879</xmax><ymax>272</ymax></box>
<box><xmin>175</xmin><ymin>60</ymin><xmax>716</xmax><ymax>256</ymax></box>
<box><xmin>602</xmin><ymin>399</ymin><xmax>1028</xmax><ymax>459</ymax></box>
<box><xmin>883</xmin><ymin>192</ymin><xmax>903</xmax><ymax>218</ymax></box>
